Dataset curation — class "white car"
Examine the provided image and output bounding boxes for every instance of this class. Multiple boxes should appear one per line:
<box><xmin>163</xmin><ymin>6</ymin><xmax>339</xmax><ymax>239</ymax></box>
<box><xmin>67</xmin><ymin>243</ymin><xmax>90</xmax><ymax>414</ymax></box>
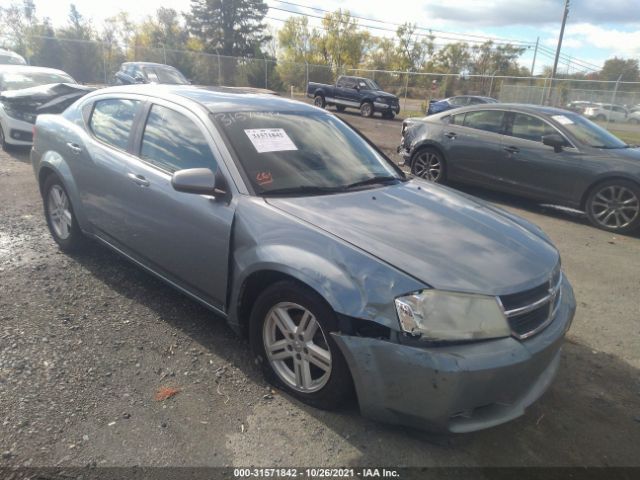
<box><xmin>0</xmin><ymin>48</ymin><xmax>27</xmax><ymax>65</ymax></box>
<box><xmin>0</xmin><ymin>65</ymin><xmax>76</xmax><ymax>149</ymax></box>
<box><xmin>583</xmin><ymin>103</ymin><xmax>628</xmax><ymax>123</ymax></box>
<box><xmin>628</xmin><ymin>111</ymin><xmax>640</xmax><ymax>124</ymax></box>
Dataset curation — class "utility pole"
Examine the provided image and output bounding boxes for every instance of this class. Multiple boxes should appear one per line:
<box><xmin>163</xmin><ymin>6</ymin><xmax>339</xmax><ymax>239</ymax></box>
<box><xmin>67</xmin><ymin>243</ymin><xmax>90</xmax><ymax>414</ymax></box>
<box><xmin>545</xmin><ymin>0</ymin><xmax>570</xmax><ymax>105</ymax></box>
<box><xmin>530</xmin><ymin>37</ymin><xmax>539</xmax><ymax>76</ymax></box>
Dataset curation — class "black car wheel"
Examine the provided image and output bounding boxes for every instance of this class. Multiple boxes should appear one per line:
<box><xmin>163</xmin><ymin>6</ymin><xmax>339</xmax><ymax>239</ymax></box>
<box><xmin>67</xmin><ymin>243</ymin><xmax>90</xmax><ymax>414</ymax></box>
<box><xmin>249</xmin><ymin>280</ymin><xmax>353</xmax><ymax>410</ymax></box>
<box><xmin>43</xmin><ymin>175</ymin><xmax>86</xmax><ymax>252</ymax></box>
<box><xmin>585</xmin><ymin>180</ymin><xmax>640</xmax><ymax>233</ymax></box>
<box><xmin>360</xmin><ymin>102</ymin><xmax>373</xmax><ymax>118</ymax></box>
<box><xmin>411</xmin><ymin>148</ymin><xmax>446</xmax><ymax>183</ymax></box>
<box><xmin>0</xmin><ymin>124</ymin><xmax>8</xmax><ymax>151</ymax></box>
<box><xmin>313</xmin><ymin>95</ymin><xmax>326</xmax><ymax>109</ymax></box>
<box><xmin>335</xmin><ymin>105</ymin><xmax>346</xmax><ymax>112</ymax></box>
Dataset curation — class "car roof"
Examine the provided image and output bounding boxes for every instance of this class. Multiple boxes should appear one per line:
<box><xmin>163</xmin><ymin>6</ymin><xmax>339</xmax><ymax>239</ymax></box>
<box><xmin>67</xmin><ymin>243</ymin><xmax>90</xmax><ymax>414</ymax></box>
<box><xmin>0</xmin><ymin>65</ymin><xmax>71</xmax><ymax>76</ymax></box>
<box><xmin>438</xmin><ymin>103</ymin><xmax>578</xmax><ymax>116</ymax></box>
<box><xmin>88</xmin><ymin>84</ymin><xmax>319</xmax><ymax>114</ymax></box>
<box><xmin>123</xmin><ymin>62</ymin><xmax>178</xmax><ymax>69</ymax></box>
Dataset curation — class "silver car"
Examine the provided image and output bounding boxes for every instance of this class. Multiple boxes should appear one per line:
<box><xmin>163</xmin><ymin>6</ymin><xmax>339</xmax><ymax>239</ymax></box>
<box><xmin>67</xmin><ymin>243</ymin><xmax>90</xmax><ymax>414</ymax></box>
<box><xmin>31</xmin><ymin>85</ymin><xmax>576</xmax><ymax>432</ymax></box>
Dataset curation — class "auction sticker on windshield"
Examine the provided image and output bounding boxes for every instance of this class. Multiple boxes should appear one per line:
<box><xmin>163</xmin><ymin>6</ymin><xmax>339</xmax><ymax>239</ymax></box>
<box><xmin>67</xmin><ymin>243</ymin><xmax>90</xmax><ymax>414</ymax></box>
<box><xmin>245</xmin><ymin>128</ymin><xmax>298</xmax><ymax>153</ymax></box>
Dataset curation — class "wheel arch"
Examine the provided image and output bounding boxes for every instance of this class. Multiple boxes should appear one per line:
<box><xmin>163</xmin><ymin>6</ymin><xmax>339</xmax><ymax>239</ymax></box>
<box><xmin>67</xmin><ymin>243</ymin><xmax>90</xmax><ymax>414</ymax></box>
<box><xmin>580</xmin><ymin>175</ymin><xmax>640</xmax><ymax>210</ymax></box>
<box><xmin>409</xmin><ymin>141</ymin><xmax>448</xmax><ymax>169</ymax></box>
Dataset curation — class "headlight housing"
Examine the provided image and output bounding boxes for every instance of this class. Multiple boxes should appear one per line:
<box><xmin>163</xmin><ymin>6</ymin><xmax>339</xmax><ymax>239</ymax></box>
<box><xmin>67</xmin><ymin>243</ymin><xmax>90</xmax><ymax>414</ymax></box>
<box><xmin>3</xmin><ymin>105</ymin><xmax>37</xmax><ymax>124</ymax></box>
<box><xmin>394</xmin><ymin>290</ymin><xmax>510</xmax><ymax>341</ymax></box>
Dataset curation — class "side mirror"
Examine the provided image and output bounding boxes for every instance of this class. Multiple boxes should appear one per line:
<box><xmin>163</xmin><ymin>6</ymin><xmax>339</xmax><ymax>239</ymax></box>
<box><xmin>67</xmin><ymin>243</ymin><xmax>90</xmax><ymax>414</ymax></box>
<box><xmin>171</xmin><ymin>168</ymin><xmax>228</xmax><ymax>198</ymax></box>
<box><xmin>354</xmin><ymin>84</ymin><xmax>360</xmax><ymax>91</ymax></box>
<box><xmin>542</xmin><ymin>134</ymin><xmax>566</xmax><ymax>153</ymax></box>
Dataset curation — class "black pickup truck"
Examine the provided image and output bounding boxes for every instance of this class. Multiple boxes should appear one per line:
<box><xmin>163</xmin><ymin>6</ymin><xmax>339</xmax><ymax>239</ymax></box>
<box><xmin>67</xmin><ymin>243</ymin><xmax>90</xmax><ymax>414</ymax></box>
<box><xmin>307</xmin><ymin>75</ymin><xmax>400</xmax><ymax>119</ymax></box>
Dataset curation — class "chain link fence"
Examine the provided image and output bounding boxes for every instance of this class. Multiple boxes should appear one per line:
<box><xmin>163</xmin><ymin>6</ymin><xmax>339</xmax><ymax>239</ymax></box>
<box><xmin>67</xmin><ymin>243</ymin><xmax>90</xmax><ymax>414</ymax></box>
<box><xmin>22</xmin><ymin>36</ymin><xmax>640</xmax><ymax>142</ymax></box>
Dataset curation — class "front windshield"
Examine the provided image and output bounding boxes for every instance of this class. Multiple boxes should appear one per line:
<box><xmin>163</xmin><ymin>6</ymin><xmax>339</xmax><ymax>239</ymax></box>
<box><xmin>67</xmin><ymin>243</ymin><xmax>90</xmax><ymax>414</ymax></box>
<box><xmin>0</xmin><ymin>71</ymin><xmax>75</xmax><ymax>91</ymax></box>
<box><xmin>554</xmin><ymin>113</ymin><xmax>628</xmax><ymax>148</ymax></box>
<box><xmin>214</xmin><ymin>111</ymin><xmax>401</xmax><ymax>195</ymax></box>
<box><xmin>143</xmin><ymin>66</ymin><xmax>188</xmax><ymax>85</ymax></box>
<box><xmin>358</xmin><ymin>79</ymin><xmax>380</xmax><ymax>90</ymax></box>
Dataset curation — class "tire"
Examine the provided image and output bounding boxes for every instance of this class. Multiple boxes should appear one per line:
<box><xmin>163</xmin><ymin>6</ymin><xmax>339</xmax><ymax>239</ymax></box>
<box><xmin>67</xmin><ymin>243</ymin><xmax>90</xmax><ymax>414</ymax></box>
<box><xmin>360</xmin><ymin>102</ymin><xmax>373</xmax><ymax>118</ymax></box>
<box><xmin>313</xmin><ymin>95</ymin><xmax>326</xmax><ymax>109</ymax></box>
<box><xmin>585</xmin><ymin>179</ymin><xmax>640</xmax><ymax>233</ymax></box>
<box><xmin>382</xmin><ymin>111</ymin><xmax>395</xmax><ymax>120</ymax></box>
<box><xmin>629</xmin><ymin>118</ymin><xmax>639</xmax><ymax>125</ymax></box>
<box><xmin>335</xmin><ymin>105</ymin><xmax>346</xmax><ymax>112</ymax></box>
<box><xmin>0</xmin><ymin>124</ymin><xmax>9</xmax><ymax>151</ymax></box>
<box><xmin>411</xmin><ymin>147</ymin><xmax>446</xmax><ymax>183</ymax></box>
<box><xmin>595</xmin><ymin>114</ymin><xmax>606</xmax><ymax>122</ymax></box>
<box><xmin>249</xmin><ymin>280</ymin><xmax>353</xmax><ymax>410</ymax></box>
<box><xmin>42</xmin><ymin>174</ymin><xmax>86</xmax><ymax>252</ymax></box>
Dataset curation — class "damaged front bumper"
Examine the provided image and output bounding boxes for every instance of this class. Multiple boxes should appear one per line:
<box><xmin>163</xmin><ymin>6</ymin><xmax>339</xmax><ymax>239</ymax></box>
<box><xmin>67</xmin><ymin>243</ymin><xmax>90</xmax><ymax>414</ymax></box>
<box><xmin>333</xmin><ymin>276</ymin><xmax>576</xmax><ymax>433</ymax></box>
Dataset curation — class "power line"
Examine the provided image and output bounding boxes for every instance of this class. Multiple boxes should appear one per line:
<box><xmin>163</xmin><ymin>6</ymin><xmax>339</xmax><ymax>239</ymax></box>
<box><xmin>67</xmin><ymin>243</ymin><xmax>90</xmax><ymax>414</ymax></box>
<box><xmin>269</xmin><ymin>0</ymin><xmax>536</xmax><ymax>46</ymax></box>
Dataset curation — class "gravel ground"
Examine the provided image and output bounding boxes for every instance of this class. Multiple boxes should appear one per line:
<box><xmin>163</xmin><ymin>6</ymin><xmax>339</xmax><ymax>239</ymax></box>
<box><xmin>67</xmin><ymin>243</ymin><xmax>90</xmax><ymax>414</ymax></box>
<box><xmin>1</xmin><ymin>110</ymin><xmax>640</xmax><ymax>470</ymax></box>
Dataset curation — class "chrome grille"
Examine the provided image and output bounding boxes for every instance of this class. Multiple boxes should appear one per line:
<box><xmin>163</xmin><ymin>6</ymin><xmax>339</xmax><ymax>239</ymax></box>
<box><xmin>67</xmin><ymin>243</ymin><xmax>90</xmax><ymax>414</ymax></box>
<box><xmin>499</xmin><ymin>269</ymin><xmax>562</xmax><ymax>340</ymax></box>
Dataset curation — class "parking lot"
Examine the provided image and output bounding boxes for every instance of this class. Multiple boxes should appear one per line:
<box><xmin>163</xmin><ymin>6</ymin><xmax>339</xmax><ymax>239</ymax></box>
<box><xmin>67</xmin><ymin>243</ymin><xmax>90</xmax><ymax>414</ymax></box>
<box><xmin>1</xmin><ymin>109</ymin><xmax>640</xmax><ymax>470</ymax></box>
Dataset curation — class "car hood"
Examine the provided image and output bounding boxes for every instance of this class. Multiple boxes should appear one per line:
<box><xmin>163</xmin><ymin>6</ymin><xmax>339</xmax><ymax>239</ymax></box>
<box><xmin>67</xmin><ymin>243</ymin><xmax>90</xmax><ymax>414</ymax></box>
<box><xmin>604</xmin><ymin>146</ymin><xmax>640</xmax><ymax>160</ymax></box>
<box><xmin>266</xmin><ymin>180</ymin><xmax>559</xmax><ymax>296</ymax></box>
<box><xmin>370</xmin><ymin>90</ymin><xmax>398</xmax><ymax>100</ymax></box>
<box><xmin>0</xmin><ymin>83</ymin><xmax>94</xmax><ymax>114</ymax></box>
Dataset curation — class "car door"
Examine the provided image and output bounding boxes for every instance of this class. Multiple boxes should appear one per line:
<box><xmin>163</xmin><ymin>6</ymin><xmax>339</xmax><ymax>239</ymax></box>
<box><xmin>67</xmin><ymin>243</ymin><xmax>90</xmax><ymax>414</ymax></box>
<box><xmin>117</xmin><ymin>101</ymin><xmax>235</xmax><ymax>310</ymax></box>
<box><xmin>72</xmin><ymin>96</ymin><xmax>143</xmax><ymax>242</ymax></box>
<box><xmin>336</xmin><ymin>77</ymin><xmax>359</xmax><ymax>107</ymax></box>
<box><xmin>441</xmin><ymin>109</ymin><xmax>508</xmax><ymax>185</ymax></box>
<box><xmin>496</xmin><ymin>112</ymin><xmax>581</xmax><ymax>202</ymax></box>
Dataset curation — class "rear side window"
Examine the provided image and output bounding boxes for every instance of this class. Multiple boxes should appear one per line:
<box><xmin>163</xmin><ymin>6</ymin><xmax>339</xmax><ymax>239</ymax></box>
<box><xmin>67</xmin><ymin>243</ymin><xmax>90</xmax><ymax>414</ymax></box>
<box><xmin>462</xmin><ymin>110</ymin><xmax>505</xmax><ymax>134</ymax></box>
<box><xmin>449</xmin><ymin>114</ymin><xmax>464</xmax><ymax>125</ymax></box>
<box><xmin>90</xmin><ymin>99</ymin><xmax>139</xmax><ymax>151</ymax></box>
<box><xmin>449</xmin><ymin>97</ymin><xmax>467</xmax><ymax>106</ymax></box>
<box><xmin>140</xmin><ymin>104</ymin><xmax>216</xmax><ymax>173</ymax></box>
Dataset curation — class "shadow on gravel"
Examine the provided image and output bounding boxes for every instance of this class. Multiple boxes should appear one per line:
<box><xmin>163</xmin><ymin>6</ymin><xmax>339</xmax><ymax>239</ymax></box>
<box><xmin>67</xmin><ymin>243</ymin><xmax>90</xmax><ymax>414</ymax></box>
<box><xmin>5</xmin><ymin>146</ymin><xmax>31</xmax><ymax>163</ymax></box>
<box><xmin>67</xmin><ymin>241</ymin><xmax>640</xmax><ymax>467</ymax></box>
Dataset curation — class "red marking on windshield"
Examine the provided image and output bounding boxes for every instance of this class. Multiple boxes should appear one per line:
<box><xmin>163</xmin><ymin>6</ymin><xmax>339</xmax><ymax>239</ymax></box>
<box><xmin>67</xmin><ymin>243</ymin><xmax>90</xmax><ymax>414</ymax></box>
<box><xmin>256</xmin><ymin>171</ymin><xmax>273</xmax><ymax>185</ymax></box>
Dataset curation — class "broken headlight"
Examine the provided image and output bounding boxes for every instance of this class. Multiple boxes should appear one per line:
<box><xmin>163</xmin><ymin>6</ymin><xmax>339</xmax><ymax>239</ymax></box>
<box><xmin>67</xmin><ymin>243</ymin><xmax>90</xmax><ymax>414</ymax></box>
<box><xmin>394</xmin><ymin>290</ymin><xmax>510</xmax><ymax>341</ymax></box>
<box><xmin>3</xmin><ymin>105</ymin><xmax>37</xmax><ymax>124</ymax></box>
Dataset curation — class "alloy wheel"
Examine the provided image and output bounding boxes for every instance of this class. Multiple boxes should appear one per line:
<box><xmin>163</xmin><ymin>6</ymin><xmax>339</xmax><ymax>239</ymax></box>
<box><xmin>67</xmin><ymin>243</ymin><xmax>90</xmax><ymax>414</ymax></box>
<box><xmin>262</xmin><ymin>302</ymin><xmax>332</xmax><ymax>393</ymax></box>
<box><xmin>48</xmin><ymin>184</ymin><xmax>73</xmax><ymax>240</ymax></box>
<box><xmin>589</xmin><ymin>185</ymin><xmax>640</xmax><ymax>230</ymax></box>
<box><xmin>413</xmin><ymin>151</ymin><xmax>442</xmax><ymax>182</ymax></box>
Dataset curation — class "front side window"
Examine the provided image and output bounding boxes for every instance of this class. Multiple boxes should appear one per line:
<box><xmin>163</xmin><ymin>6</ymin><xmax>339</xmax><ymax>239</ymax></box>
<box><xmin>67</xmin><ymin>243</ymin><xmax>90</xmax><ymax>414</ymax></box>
<box><xmin>141</xmin><ymin>104</ymin><xmax>216</xmax><ymax>173</ymax></box>
<box><xmin>449</xmin><ymin>97</ymin><xmax>467</xmax><ymax>106</ymax></box>
<box><xmin>214</xmin><ymin>111</ymin><xmax>400</xmax><ymax>195</ymax></box>
<box><xmin>553</xmin><ymin>112</ymin><xmax>627</xmax><ymax>149</ymax></box>
<box><xmin>89</xmin><ymin>98</ymin><xmax>139</xmax><ymax>151</ymax></box>
<box><xmin>142</xmin><ymin>67</ymin><xmax>188</xmax><ymax>85</ymax></box>
<box><xmin>509</xmin><ymin>113</ymin><xmax>560</xmax><ymax>143</ymax></box>
<box><xmin>462</xmin><ymin>110</ymin><xmax>505</xmax><ymax>134</ymax></box>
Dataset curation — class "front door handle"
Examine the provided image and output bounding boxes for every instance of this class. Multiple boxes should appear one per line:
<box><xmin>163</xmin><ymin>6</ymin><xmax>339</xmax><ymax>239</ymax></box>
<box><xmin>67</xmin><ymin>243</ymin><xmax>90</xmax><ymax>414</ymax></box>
<box><xmin>127</xmin><ymin>172</ymin><xmax>150</xmax><ymax>187</ymax></box>
<box><xmin>504</xmin><ymin>146</ymin><xmax>520</xmax><ymax>154</ymax></box>
<box><xmin>66</xmin><ymin>142</ymin><xmax>82</xmax><ymax>154</ymax></box>
<box><xmin>444</xmin><ymin>132</ymin><xmax>457</xmax><ymax>139</ymax></box>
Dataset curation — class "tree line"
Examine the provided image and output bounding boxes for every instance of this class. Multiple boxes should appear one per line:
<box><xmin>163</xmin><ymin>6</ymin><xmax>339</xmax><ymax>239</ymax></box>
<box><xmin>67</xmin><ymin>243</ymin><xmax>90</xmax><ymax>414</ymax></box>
<box><xmin>1</xmin><ymin>0</ymin><xmax>638</xmax><ymax>98</ymax></box>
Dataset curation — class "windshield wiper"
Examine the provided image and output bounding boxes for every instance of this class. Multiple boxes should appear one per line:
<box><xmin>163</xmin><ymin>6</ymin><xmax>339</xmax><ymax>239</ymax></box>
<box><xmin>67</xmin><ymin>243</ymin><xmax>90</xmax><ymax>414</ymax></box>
<box><xmin>261</xmin><ymin>185</ymin><xmax>345</xmax><ymax>197</ymax></box>
<box><xmin>343</xmin><ymin>175</ymin><xmax>399</xmax><ymax>190</ymax></box>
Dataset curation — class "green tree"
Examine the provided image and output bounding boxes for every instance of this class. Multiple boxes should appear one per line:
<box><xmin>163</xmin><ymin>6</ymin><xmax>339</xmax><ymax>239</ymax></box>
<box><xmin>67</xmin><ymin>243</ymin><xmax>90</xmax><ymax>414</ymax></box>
<box><xmin>187</xmin><ymin>0</ymin><xmax>270</xmax><ymax>57</ymax></box>
<box><xmin>316</xmin><ymin>10</ymin><xmax>370</xmax><ymax>71</ymax></box>
<box><xmin>600</xmin><ymin>57</ymin><xmax>639</xmax><ymax>82</ymax></box>
<box><xmin>57</xmin><ymin>4</ymin><xmax>101</xmax><ymax>83</ymax></box>
<box><xmin>395</xmin><ymin>23</ymin><xmax>434</xmax><ymax>72</ymax></box>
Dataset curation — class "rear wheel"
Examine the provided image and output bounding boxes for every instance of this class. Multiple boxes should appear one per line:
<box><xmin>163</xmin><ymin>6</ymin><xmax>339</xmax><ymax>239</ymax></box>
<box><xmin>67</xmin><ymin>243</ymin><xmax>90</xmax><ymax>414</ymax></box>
<box><xmin>360</xmin><ymin>102</ymin><xmax>373</xmax><ymax>117</ymax></box>
<box><xmin>585</xmin><ymin>180</ymin><xmax>640</xmax><ymax>233</ymax></box>
<box><xmin>0</xmin><ymin>124</ymin><xmax>9</xmax><ymax>151</ymax></box>
<box><xmin>411</xmin><ymin>148</ymin><xmax>446</xmax><ymax>183</ymax></box>
<box><xmin>249</xmin><ymin>281</ymin><xmax>353</xmax><ymax>410</ymax></box>
<box><xmin>43</xmin><ymin>175</ymin><xmax>85</xmax><ymax>252</ymax></box>
<box><xmin>313</xmin><ymin>95</ymin><xmax>326</xmax><ymax>109</ymax></box>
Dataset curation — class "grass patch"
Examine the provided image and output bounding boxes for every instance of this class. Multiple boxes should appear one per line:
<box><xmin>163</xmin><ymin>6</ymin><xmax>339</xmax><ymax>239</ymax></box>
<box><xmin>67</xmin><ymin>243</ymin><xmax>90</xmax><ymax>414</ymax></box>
<box><xmin>607</xmin><ymin>129</ymin><xmax>640</xmax><ymax>146</ymax></box>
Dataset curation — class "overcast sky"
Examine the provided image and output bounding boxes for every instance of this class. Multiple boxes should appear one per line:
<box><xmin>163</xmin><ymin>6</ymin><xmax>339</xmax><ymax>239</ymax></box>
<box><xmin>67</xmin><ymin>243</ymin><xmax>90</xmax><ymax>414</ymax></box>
<box><xmin>26</xmin><ymin>0</ymin><xmax>640</xmax><ymax>74</ymax></box>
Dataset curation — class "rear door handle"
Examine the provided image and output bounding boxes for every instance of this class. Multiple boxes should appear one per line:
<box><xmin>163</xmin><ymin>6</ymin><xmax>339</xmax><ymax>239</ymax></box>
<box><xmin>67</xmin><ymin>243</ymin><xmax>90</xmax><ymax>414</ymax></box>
<box><xmin>504</xmin><ymin>146</ymin><xmax>520</xmax><ymax>154</ymax></box>
<box><xmin>66</xmin><ymin>142</ymin><xmax>82</xmax><ymax>154</ymax></box>
<box><xmin>444</xmin><ymin>132</ymin><xmax>457</xmax><ymax>139</ymax></box>
<box><xmin>127</xmin><ymin>172</ymin><xmax>150</xmax><ymax>187</ymax></box>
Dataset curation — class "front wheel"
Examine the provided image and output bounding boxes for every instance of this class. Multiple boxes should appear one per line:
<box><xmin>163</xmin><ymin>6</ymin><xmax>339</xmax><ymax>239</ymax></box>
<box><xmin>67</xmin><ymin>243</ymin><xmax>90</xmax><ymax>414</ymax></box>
<box><xmin>249</xmin><ymin>281</ymin><xmax>353</xmax><ymax>410</ymax></box>
<box><xmin>585</xmin><ymin>180</ymin><xmax>640</xmax><ymax>233</ymax></box>
<box><xmin>313</xmin><ymin>95</ymin><xmax>326</xmax><ymax>109</ymax></box>
<box><xmin>43</xmin><ymin>175</ymin><xmax>85</xmax><ymax>252</ymax></box>
<box><xmin>360</xmin><ymin>102</ymin><xmax>373</xmax><ymax>117</ymax></box>
<box><xmin>411</xmin><ymin>148</ymin><xmax>446</xmax><ymax>183</ymax></box>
